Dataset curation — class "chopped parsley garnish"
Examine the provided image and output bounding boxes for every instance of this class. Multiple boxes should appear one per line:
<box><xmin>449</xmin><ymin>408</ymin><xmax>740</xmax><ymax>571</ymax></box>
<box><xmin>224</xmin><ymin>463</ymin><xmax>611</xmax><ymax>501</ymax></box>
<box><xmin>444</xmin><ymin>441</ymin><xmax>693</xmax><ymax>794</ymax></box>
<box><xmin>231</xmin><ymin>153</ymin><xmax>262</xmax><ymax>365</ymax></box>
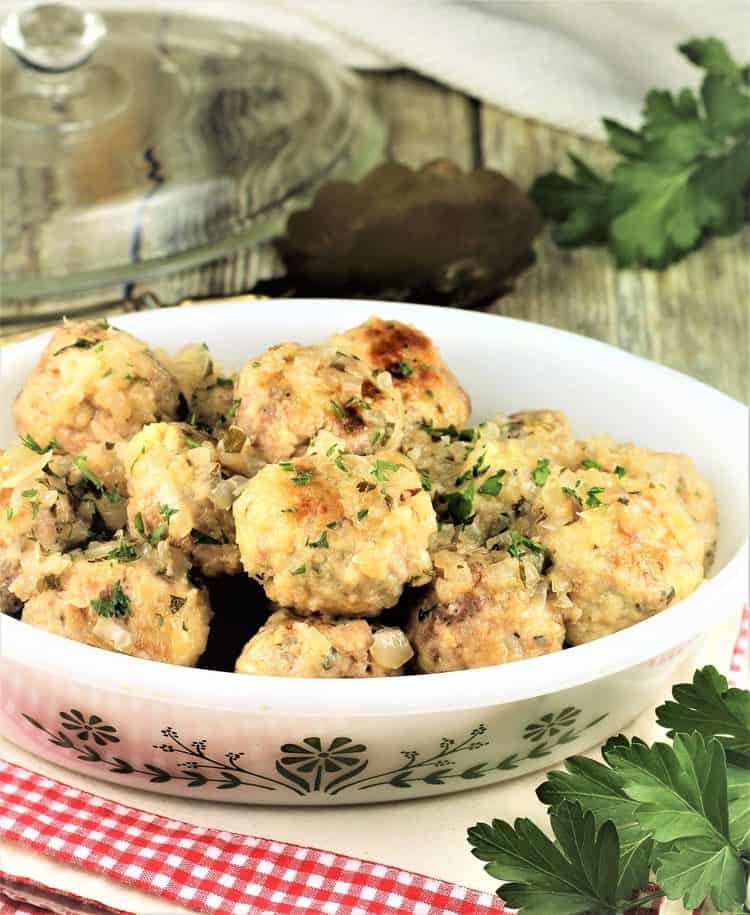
<box><xmin>329</xmin><ymin>399</ymin><xmax>347</xmax><ymax>420</ymax></box>
<box><xmin>73</xmin><ymin>455</ymin><xmax>104</xmax><ymax>492</ymax></box>
<box><xmin>190</xmin><ymin>528</ymin><xmax>221</xmax><ymax>545</ymax></box>
<box><xmin>395</xmin><ymin>360</ymin><xmax>414</xmax><ymax>377</ymax></box>
<box><xmin>326</xmin><ymin>443</ymin><xmax>338</xmax><ymax>457</ymax></box>
<box><xmin>53</xmin><ymin>337</ymin><xmax>97</xmax><ymax>356</ymax></box>
<box><xmin>586</xmin><ymin>486</ymin><xmax>606</xmax><ymax>508</ymax></box>
<box><xmin>372</xmin><ymin>430</ymin><xmax>382</xmax><ymax>445</ymax></box>
<box><xmin>292</xmin><ymin>470</ymin><xmax>314</xmax><ymax>486</ymax></box>
<box><xmin>134</xmin><ymin>505</ymin><xmax>177</xmax><ymax>543</ymax></box>
<box><xmin>5</xmin><ymin>507</ymin><xmax>14</xmax><ymax>521</ymax></box>
<box><xmin>533</xmin><ymin>458</ymin><xmax>551</xmax><ymax>486</ymax></box>
<box><xmin>19</xmin><ymin>434</ymin><xmax>58</xmax><ymax>454</ymax></box>
<box><xmin>372</xmin><ymin>460</ymin><xmax>402</xmax><ymax>482</ymax></box>
<box><xmin>335</xmin><ymin>455</ymin><xmax>348</xmax><ymax>473</ymax></box>
<box><xmin>279</xmin><ymin>462</ymin><xmax>295</xmax><ymax>471</ymax></box>
<box><xmin>21</xmin><ymin>488</ymin><xmax>38</xmax><ymax>498</ymax></box>
<box><xmin>478</xmin><ymin>470</ymin><xmax>505</xmax><ymax>497</ymax></box>
<box><xmin>419</xmin><ymin>423</ymin><xmax>475</xmax><ymax>442</ymax></box>
<box><xmin>563</xmin><ymin>486</ymin><xmax>583</xmax><ymax>507</ymax></box>
<box><xmin>582</xmin><ymin>458</ymin><xmax>603</xmax><ymax>471</ymax></box>
<box><xmin>419</xmin><ymin>468</ymin><xmax>432</xmax><ymax>492</ymax></box>
<box><xmin>507</xmin><ymin>531</ymin><xmax>544</xmax><ymax>558</ymax></box>
<box><xmin>215</xmin><ymin>376</ymin><xmax>234</xmax><ymax>387</ymax></box>
<box><xmin>614</xmin><ymin>465</ymin><xmax>627</xmax><ymax>478</ymax></box>
<box><xmin>326</xmin><ymin>521</ymin><xmax>338</xmax><ymax>529</ymax></box>
<box><xmin>30</xmin><ymin>502</ymin><xmax>40</xmax><ymax>519</ymax></box>
<box><xmin>250</xmin><ymin>361</ymin><xmax>260</xmax><ymax>369</ymax></box>
<box><xmin>357</xmin><ymin>509</ymin><xmax>369</xmax><ymax>521</ymax></box>
<box><xmin>184</xmin><ymin>437</ymin><xmax>202</xmax><ymax>449</ymax></box>
<box><xmin>108</xmin><ymin>541</ymin><xmax>138</xmax><ymax>563</ymax></box>
<box><xmin>102</xmin><ymin>368</ymin><xmax>113</xmax><ymax>378</ymax></box>
<box><xmin>306</xmin><ymin>530</ymin><xmax>329</xmax><ymax>549</ymax></box>
<box><xmin>292</xmin><ymin>565</ymin><xmax>306</xmax><ymax>575</ymax></box>
<box><xmin>227</xmin><ymin>398</ymin><xmax>241</xmax><ymax>418</ymax></box>
<box><xmin>444</xmin><ymin>482</ymin><xmax>475</xmax><ymax>525</ymax></box>
<box><xmin>91</xmin><ymin>580</ymin><xmax>130</xmax><ymax>619</ymax></box>
<box><xmin>124</xmin><ymin>373</ymin><xmax>147</xmax><ymax>383</ymax></box>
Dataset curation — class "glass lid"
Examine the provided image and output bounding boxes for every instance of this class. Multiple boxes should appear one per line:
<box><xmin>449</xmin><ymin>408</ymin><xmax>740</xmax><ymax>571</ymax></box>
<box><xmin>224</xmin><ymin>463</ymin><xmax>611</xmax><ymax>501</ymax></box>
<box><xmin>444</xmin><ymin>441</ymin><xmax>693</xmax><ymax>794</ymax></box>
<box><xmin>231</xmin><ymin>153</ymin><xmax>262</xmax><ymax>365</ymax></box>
<box><xmin>0</xmin><ymin>4</ymin><xmax>385</xmax><ymax>299</ymax></box>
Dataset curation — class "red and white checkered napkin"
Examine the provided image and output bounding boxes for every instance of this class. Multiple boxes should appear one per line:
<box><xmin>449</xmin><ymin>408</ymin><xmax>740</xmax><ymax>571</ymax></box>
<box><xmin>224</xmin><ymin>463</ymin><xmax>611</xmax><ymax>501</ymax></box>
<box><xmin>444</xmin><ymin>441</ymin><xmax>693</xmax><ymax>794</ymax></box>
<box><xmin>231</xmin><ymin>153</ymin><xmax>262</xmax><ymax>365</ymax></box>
<box><xmin>0</xmin><ymin>759</ymin><xmax>504</xmax><ymax>915</ymax></box>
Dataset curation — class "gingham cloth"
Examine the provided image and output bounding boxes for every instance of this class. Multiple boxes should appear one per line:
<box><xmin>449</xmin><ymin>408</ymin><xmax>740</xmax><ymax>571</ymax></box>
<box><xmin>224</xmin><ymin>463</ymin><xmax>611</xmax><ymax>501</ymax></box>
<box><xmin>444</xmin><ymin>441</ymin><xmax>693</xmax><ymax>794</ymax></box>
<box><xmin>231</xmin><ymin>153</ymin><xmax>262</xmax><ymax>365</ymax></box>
<box><xmin>0</xmin><ymin>761</ymin><xmax>504</xmax><ymax>915</ymax></box>
<box><xmin>0</xmin><ymin>606</ymin><xmax>746</xmax><ymax>915</ymax></box>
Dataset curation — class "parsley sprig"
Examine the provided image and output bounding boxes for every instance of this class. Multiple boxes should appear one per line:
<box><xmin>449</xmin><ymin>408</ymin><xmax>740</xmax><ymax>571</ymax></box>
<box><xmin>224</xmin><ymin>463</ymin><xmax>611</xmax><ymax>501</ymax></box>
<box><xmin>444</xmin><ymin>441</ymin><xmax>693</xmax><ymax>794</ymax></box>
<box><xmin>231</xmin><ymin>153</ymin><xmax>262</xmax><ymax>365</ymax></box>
<box><xmin>531</xmin><ymin>38</ymin><xmax>750</xmax><ymax>268</ymax></box>
<box><xmin>468</xmin><ymin>665</ymin><xmax>750</xmax><ymax>913</ymax></box>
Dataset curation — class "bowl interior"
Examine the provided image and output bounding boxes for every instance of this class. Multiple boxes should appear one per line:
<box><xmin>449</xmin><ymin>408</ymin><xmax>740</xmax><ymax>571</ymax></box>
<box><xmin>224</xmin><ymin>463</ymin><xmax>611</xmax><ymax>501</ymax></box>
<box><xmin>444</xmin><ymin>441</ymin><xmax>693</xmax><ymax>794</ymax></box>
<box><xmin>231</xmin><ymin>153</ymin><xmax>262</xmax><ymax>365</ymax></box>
<box><xmin>1</xmin><ymin>299</ymin><xmax>747</xmax><ymax>711</ymax></box>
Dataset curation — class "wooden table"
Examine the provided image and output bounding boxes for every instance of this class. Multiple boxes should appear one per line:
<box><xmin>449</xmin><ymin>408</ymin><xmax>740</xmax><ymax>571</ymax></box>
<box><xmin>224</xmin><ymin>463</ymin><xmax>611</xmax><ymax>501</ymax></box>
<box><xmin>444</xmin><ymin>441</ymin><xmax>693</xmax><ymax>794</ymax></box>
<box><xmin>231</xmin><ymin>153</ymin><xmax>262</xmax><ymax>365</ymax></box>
<box><xmin>5</xmin><ymin>70</ymin><xmax>748</xmax><ymax>401</ymax></box>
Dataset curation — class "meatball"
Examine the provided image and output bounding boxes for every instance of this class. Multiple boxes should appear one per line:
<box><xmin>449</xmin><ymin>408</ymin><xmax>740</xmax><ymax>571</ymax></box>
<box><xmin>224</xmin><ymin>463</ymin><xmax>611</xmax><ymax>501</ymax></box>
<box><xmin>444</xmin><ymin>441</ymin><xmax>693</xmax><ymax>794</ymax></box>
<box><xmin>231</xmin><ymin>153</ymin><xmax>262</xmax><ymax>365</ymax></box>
<box><xmin>158</xmin><ymin>342</ymin><xmax>237</xmax><ymax>434</ymax></box>
<box><xmin>528</xmin><ymin>466</ymin><xmax>705</xmax><ymax>645</ymax></box>
<box><xmin>234</xmin><ymin>342</ymin><xmax>404</xmax><ymax>462</ymax></box>
<box><xmin>126</xmin><ymin>423</ymin><xmax>243</xmax><ymax>576</ymax></box>
<box><xmin>22</xmin><ymin>547</ymin><xmax>211</xmax><ymax>665</ymax></box>
<box><xmin>233</xmin><ymin>447</ymin><xmax>436</xmax><ymax>617</ymax></box>
<box><xmin>576</xmin><ymin>436</ymin><xmax>718</xmax><ymax>569</ymax></box>
<box><xmin>235</xmin><ymin>608</ymin><xmax>413</xmax><ymax>677</ymax></box>
<box><xmin>0</xmin><ymin>443</ymin><xmax>90</xmax><ymax>611</ymax></box>
<box><xmin>407</xmin><ymin>547</ymin><xmax>565</xmax><ymax>672</ymax></box>
<box><xmin>331</xmin><ymin>317</ymin><xmax>470</xmax><ymax>435</ymax></box>
<box><xmin>14</xmin><ymin>319</ymin><xmax>182</xmax><ymax>453</ymax></box>
<box><xmin>407</xmin><ymin>409</ymin><xmax>578</xmax><ymax>548</ymax></box>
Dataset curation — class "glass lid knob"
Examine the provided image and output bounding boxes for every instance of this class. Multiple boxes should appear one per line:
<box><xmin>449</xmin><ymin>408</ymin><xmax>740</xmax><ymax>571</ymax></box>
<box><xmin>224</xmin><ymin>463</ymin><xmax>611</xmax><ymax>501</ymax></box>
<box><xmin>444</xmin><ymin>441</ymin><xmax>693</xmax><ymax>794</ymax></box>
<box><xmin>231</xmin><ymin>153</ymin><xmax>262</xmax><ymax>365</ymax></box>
<box><xmin>2</xmin><ymin>2</ymin><xmax>106</xmax><ymax>72</ymax></box>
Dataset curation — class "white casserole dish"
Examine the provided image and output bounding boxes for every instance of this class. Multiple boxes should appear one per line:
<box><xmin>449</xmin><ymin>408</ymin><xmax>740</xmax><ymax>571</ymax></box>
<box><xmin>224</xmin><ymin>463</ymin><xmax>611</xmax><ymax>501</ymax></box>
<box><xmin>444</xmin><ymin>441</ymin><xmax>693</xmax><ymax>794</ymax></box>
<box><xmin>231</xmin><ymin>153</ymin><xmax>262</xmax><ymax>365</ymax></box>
<box><xmin>0</xmin><ymin>299</ymin><xmax>747</xmax><ymax>805</ymax></box>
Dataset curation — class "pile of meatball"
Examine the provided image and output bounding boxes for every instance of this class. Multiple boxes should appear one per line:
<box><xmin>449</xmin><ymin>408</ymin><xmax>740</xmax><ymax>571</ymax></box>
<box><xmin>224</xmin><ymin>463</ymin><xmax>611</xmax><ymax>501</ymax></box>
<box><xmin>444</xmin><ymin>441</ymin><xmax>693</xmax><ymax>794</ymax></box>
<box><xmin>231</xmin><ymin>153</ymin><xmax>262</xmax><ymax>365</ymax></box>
<box><xmin>1</xmin><ymin>315</ymin><xmax>717</xmax><ymax>678</ymax></box>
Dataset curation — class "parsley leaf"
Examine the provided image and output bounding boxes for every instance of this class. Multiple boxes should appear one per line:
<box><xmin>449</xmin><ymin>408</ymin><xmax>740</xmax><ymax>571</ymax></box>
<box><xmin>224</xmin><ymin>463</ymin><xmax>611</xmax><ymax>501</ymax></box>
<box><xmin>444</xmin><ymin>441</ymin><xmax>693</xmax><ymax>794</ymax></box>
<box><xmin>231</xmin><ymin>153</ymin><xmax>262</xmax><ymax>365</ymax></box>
<box><xmin>478</xmin><ymin>469</ymin><xmax>505</xmax><ymax>496</ymax></box>
<box><xmin>586</xmin><ymin>486</ymin><xmax>606</xmax><ymax>508</ymax></box>
<box><xmin>507</xmin><ymin>531</ymin><xmax>544</xmax><ymax>558</ymax></box>
<box><xmin>531</xmin><ymin>37</ymin><xmax>750</xmax><ymax>268</ymax></box>
<box><xmin>469</xmin><ymin>801</ymin><xmax>641</xmax><ymax>915</ymax></box>
<box><xmin>107</xmin><ymin>541</ymin><xmax>138</xmax><ymax>563</ymax></box>
<box><xmin>53</xmin><ymin>337</ymin><xmax>98</xmax><ymax>356</ymax></box>
<box><xmin>582</xmin><ymin>459</ymin><xmax>602</xmax><ymax>471</ymax></box>
<box><xmin>73</xmin><ymin>455</ymin><xmax>104</xmax><ymax>492</ymax></box>
<box><xmin>134</xmin><ymin>505</ymin><xmax>177</xmax><ymax>544</ymax></box>
<box><xmin>419</xmin><ymin>468</ymin><xmax>432</xmax><ymax>492</ymax></box>
<box><xmin>19</xmin><ymin>434</ymin><xmax>58</xmax><ymax>454</ymax></box>
<box><xmin>605</xmin><ymin>732</ymin><xmax>745</xmax><ymax>911</ymax></box>
<box><xmin>443</xmin><ymin>482</ymin><xmax>475</xmax><ymax>525</ymax></box>
<box><xmin>91</xmin><ymin>579</ymin><xmax>130</xmax><ymax>619</ymax></box>
<box><xmin>372</xmin><ymin>460</ymin><xmax>402</xmax><ymax>482</ymax></box>
<box><xmin>292</xmin><ymin>470</ymin><xmax>314</xmax><ymax>486</ymax></box>
<box><xmin>655</xmin><ymin>665</ymin><xmax>750</xmax><ymax>768</ymax></box>
<box><xmin>533</xmin><ymin>458</ymin><xmax>550</xmax><ymax>486</ymax></box>
<box><xmin>306</xmin><ymin>530</ymin><xmax>329</xmax><ymax>549</ymax></box>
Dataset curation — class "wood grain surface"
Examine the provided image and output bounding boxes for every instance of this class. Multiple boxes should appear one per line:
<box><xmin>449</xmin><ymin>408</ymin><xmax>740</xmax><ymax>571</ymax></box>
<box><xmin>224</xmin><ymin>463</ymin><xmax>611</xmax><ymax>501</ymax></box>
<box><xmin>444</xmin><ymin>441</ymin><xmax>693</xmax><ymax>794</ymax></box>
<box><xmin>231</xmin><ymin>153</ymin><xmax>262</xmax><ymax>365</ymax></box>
<box><xmin>3</xmin><ymin>70</ymin><xmax>747</xmax><ymax>401</ymax></box>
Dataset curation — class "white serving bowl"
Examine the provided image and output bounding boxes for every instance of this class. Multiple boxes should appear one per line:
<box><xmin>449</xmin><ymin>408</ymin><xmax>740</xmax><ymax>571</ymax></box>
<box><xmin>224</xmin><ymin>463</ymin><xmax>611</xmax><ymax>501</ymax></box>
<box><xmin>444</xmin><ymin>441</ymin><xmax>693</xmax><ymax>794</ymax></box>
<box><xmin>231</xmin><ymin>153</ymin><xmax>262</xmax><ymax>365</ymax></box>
<box><xmin>1</xmin><ymin>300</ymin><xmax>747</xmax><ymax>805</ymax></box>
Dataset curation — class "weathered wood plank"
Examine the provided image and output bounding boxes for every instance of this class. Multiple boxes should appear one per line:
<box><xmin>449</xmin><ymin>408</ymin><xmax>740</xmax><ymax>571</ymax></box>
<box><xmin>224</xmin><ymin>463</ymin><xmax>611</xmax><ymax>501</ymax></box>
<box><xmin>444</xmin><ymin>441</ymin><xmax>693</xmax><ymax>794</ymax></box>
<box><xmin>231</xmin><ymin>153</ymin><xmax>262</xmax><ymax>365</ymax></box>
<box><xmin>364</xmin><ymin>70</ymin><xmax>477</xmax><ymax>169</ymax></box>
<box><xmin>480</xmin><ymin>104</ymin><xmax>748</xmax><ymax>400</ymax></box>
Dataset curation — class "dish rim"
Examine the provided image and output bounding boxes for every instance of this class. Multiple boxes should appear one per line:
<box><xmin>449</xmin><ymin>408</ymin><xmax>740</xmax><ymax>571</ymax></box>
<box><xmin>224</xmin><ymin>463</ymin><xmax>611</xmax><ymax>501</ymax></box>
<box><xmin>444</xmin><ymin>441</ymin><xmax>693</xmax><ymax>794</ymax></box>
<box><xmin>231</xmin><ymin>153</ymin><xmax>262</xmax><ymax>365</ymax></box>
<box><xmin>1</xmin><ymin>299</ymin><xmax>747</xmax><ymax>716</ymax></box>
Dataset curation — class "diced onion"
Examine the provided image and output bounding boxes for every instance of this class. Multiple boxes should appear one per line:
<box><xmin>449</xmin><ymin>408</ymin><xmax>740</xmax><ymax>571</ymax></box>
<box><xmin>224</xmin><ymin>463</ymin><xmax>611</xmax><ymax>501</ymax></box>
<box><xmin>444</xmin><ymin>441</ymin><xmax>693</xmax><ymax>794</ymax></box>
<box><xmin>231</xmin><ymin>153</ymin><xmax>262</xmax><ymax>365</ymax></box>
<box><xmin>370</xmin><ymin>628</ymin><xmax>414</xmax><ymax>669</ymax></box>
<box><xmin>92</xmin><ymin>617</ymin><xmax>133</xmax><ymax>652</ymax></box>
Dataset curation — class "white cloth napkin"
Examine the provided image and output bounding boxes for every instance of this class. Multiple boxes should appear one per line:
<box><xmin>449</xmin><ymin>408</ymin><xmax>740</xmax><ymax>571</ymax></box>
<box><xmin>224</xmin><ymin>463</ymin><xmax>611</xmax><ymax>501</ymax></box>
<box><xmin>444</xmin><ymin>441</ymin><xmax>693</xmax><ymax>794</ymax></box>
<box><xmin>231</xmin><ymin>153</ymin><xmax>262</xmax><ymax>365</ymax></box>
<box><xmin>20</xmin><ymin>0</ymin><xmax>749</xmax><ymax>139</ymax></box>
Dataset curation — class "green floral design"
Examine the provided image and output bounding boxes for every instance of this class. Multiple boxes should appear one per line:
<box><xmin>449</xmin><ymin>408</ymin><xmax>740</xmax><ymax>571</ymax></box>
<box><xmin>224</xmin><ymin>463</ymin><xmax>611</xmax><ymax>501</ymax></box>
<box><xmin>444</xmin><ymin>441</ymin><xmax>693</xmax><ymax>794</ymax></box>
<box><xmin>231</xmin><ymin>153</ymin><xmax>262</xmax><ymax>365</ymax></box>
<box><xmin>22</xmin><ymin>706</ymin><xmax>607</xmax><ymax>796</ymax></box>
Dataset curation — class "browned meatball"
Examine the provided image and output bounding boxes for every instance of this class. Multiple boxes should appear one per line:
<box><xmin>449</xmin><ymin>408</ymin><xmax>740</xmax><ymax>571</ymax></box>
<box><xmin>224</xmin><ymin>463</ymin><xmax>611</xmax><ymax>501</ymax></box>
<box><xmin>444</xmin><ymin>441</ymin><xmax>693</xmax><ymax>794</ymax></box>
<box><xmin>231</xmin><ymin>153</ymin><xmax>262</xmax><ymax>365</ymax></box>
<box><xmin>332</xmin><ymin>317</ymin><xmax>470</xmax><ymax>434</ymax></box>
<box><xmin>234</xmin><ymin>343</ymin><xmax>405</xmax><ymax>462</ymax></box>
<box><xmin>14</xmin><ymin>320</ymin><xmax>182</xmax><ymax>453</ymax></box>
<box><xmin>22</xmin><ymin>547</ymin><xmax>211</xmax><ymax>665</ymax></box>
<box><xmin>407</xmin><ymin>547</ymin><xmax>565</xmax><ymax>672</ymax></box>
<box><xmin>576</xmin><ymin>436</ymin><xmax>718</xmax><ymax>569</ymax></box>
<box><xmin>235</xmin><ymin>608</ymin><xmax>413</xmax><ymax>677</ymax></box>
<box><xmin>407</xmin><ymin>409</ymin><xmax>578</xmax><ymax>548</ymax></box>
<box><xmin>126</xmin><ymin>423</ymin><xmax>243</xmax><ymax>576</ymax></box>
<box><xmin>233</xmin><ymin>447</ymin><xmax>436</xmax><ymax>617</ymax></box>
<box><xmin>527</xmin><ymin>466</ymin><xmax>706</xmax><ymax>644</ymax></box>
